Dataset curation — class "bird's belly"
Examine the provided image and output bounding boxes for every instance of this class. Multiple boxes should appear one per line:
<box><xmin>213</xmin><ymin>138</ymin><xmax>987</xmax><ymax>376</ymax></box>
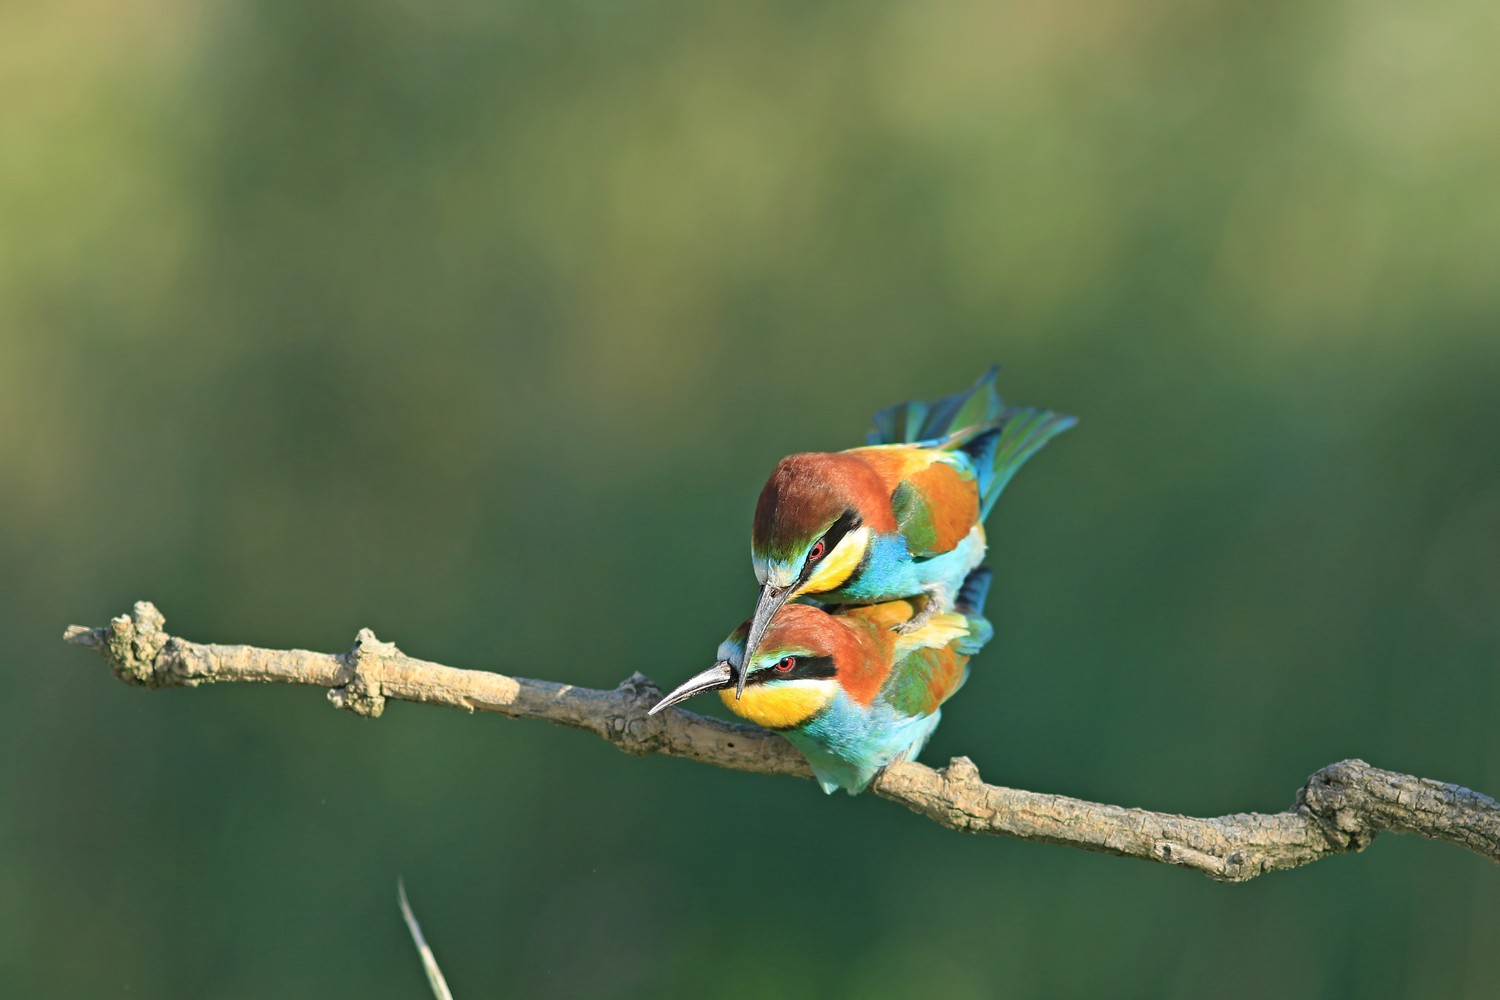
<box><xmin>787</xmin><ymin>696</ymin><xmax>944</xmax><ymax>794</ymax></box>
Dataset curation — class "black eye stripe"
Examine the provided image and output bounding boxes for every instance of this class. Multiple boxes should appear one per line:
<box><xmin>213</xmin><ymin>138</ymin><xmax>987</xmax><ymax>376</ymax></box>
<box><xmin>804</xmin><ymin>509</ymin><xmax>862</xmax><ymax>568</ymax></box>
<box><xmin>745</xmin><ymin>655</ymin><xmax>837</xmax><ymax>685</ymax></box>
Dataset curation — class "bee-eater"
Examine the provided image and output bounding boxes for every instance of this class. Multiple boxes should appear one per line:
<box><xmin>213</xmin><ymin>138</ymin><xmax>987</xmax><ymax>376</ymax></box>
<box><xmin>737</xmin><ymin>366</ymin><xmax>1072</xmax><ymax>698</ymax></box>
<box><xmin>650</xmin><ymin>570</ymin><xmax>995</xmax><ymax>794</ymax></box>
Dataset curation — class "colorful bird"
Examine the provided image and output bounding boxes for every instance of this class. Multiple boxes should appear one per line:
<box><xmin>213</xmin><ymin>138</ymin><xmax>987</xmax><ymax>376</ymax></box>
<box><xmin>650</xmin><ymin>569</ymin><xmax>995</xmax><ymax>794</ymax></box>
<box><xmin>736</xmin><ymin>366</ymin><xmax>1073</xmax><ymax>698</ymax></box>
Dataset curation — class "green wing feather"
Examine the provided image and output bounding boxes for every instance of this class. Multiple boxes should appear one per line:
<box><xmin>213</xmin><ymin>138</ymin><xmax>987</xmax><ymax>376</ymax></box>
<box><xmin>890</xmin><ymin>480</ymin><xmax>939</xmax><ymax>555</ymax></box>
<box><xmin>881</xmin><ymin>644</ymin><xmax>969</xmax><ymax>719</ymax></box>
<box><xmin>881</xmin><ymin>567</ymin><xmax>996</xmax><ymax>716</ymax></box>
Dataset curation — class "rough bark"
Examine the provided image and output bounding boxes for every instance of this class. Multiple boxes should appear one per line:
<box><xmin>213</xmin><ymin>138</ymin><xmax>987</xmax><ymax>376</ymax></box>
<box><xmin>66</xmin><ymin>601</ymin><xmax>1500</xmax><ymax>882</ymax></box>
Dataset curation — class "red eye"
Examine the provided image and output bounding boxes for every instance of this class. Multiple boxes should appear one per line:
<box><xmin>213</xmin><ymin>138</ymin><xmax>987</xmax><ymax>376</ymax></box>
<box><xmin>776</xmin><ymin>656</ymin><xmax>796</xmax><ymax>673</ymax></box>
<box><xmin>808</xmin><ymin>541</ymin><xmax>826</xmax><ymax>562</ymax></box>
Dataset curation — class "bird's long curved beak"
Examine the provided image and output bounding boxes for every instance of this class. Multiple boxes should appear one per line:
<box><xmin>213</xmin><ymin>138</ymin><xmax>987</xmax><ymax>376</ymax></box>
<box><xmin>738</xmin><ymin>583</ymin><xmax>791</xmax><ymax>701</ymax></box>
<box><xmin>647</xmin><ymin>660</ymin><xmax>736</xmax><ymax>716</ymax></box>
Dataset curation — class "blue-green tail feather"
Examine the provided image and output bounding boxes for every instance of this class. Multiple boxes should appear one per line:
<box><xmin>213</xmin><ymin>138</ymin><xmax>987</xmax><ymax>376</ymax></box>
<box><xmin>962</xmin><ymin>406</ymin><xmax>1077</xmax><ymax>520</ymax></box>
<box><xmin>954</xmin><ymin>567</ymin><xmax>994</xmax><ymax>655</ymax></box>
<box><xmin>867</xmin><ymin>365</ymin><xmax>1004</xmax><ymax>446</ymax></box>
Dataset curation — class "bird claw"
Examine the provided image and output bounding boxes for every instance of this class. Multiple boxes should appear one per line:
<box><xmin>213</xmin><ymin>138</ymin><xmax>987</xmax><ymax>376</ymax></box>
<box><xmin>891</xmin><ymin>582</ymin><xmax>955</xmax><ymax>634</ymax></box>
<box><xmin>892</xmin><ymin>592</ymin><xmax>941</xmax><ymax>634</ymax></box>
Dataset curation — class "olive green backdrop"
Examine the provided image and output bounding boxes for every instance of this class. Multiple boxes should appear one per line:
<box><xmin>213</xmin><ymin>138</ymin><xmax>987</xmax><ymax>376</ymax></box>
<box><xmin>4</xmin><ymin>0</ymin><xmax>1499</xmax><ymax>996</ymax></box>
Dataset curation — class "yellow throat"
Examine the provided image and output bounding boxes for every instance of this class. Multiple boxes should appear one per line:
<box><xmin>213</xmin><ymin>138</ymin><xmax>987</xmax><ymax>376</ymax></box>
<box><xmin>721</xmin><ymin>681</ymin><xmax>833</xmax><ymax>730</ymax></box>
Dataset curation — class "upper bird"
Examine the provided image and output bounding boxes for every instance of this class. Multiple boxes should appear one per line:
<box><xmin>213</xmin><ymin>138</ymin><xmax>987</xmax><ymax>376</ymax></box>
<box><xmin>650</xmin><ymin>569</ymin><xmax>996</xmax><ymax>794</ymax></box>
<box><xmin>736</xmin><ymin>366</ymin><xmax>1074</xmax><ymax>698</ymax></box>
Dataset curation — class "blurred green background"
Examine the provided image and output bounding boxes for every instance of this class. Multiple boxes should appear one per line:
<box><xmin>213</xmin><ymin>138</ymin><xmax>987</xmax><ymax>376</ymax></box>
<box><xmin>4</xmin><ymin>0</ymin><xmax>1499</xmax><ymax>995</ymax></box>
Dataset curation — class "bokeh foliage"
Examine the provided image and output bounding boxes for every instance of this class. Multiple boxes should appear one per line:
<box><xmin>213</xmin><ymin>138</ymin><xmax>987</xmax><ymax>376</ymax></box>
<box><xmin>3</xmin><ymin>0</ymin><xmax>1499</xmax><ymax>996</ymax></box>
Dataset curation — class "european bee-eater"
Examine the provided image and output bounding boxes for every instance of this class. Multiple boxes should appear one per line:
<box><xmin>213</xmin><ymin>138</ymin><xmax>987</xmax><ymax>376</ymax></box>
<box><xmin>737</xmin><ymin>366</ymin><xmax>1072</xmax><ymax>697</ymax></box>
<box><xmin>651</xmin><ymin>570</ymin><xmax>995</xmax><ymax>794</ymax></box>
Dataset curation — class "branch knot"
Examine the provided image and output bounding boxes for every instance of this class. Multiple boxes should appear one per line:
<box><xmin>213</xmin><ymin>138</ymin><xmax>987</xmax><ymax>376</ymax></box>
<box><xmin>329</xmin><ymin>628</ymin><xmax>391</xmax><ymax>718</ymax></box>
<box><xmin>606</xmin><ymin>673</ymin><xmax>665</xmax><ymax>755</ymax></box>
<box><xmin>66</xmin><ymin>600</ymin><xmax>172</xmax><ymax>687</ymax></box>
<box><xmin>943</xmin><ymin>756</ymin><xmax>982</xmax><ymax>787</ymax></box>
<box><xmin>1297</xmin><ymin>759</ymin><xmax>1378</xmax><ymax>854</ymax></box>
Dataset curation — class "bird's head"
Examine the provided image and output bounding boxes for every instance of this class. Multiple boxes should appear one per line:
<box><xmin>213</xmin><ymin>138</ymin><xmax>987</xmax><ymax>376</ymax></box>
<box><xmin>648</xmin><ymin>604</ymin><xmax>866</xmax><ymax>731</ymax></box>
<box><xmin>740</xmin><ymin>452</ymin><xmax>893</xmax><ymax>696</ymax></box>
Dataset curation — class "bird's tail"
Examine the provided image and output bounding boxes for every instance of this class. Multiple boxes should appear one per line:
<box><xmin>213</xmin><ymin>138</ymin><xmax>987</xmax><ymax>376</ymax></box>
<box><xmin>958</xmin><ymin>405</ymin><xmax>1077</xmax><ymax>521</ymax></box>
<box><xmin>867</xmin><ymin>365</ymin><xmax>1006</xmax><ymax>447</ymax></box>
<box><xmin>953</xmin><ymin>567</ymin><xmax>995</xmax><ymax>656</ymax></box>
<box><xmin>868</xmin><ymin>366</ymin><xmax>1076</xmax><ymax>520</ymax></box>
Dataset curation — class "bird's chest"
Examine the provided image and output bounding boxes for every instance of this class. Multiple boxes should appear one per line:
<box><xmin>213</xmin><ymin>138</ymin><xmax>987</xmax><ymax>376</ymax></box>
<box><xmin>821</xmin><ymin>529</ymin><xmax>984</xmax><ymax>602</ymax></box>
<box><xmin>793</xmin><ymin>692</ymin><xmax>926</xmax><ymax>759</ymax></box>
<box><xmin>786</xmin><ymin>692</ymin><xmax>944</xmax><ymax>793</ymax></box>
<box><xmin>818</xmin><ymin>533</ymin><xmax>914</xmax><ymax>602</ymax></box>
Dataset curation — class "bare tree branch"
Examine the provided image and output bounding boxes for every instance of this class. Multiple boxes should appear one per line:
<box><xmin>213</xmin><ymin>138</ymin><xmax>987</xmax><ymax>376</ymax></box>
<box><xmin>66</xmin><ymin>601</ymin><xmax>1500</xmax><ymax>882</ymax></box>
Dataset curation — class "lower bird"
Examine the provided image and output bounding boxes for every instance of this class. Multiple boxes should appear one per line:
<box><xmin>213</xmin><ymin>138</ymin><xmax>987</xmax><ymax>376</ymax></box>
<box><xmin>650</xmin><ymin>569</ymin><xmax>994</xmax><ymax>794</ymax></box>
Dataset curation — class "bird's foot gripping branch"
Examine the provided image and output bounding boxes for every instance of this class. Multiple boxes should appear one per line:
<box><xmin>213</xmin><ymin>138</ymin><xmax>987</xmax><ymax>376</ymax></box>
<box><xmin>67</xmin><ymin>601</ymin><xmax>1500</xmax><ymax>883</ymax></box>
